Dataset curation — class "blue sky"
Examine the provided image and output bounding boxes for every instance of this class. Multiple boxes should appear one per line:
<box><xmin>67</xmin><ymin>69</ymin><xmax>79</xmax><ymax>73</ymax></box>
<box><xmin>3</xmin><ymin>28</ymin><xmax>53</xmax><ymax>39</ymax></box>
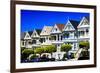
<box><xmin>21</xmin><ymin>10</ymin><xmax>89</xmax><ymax>32</ymax></box>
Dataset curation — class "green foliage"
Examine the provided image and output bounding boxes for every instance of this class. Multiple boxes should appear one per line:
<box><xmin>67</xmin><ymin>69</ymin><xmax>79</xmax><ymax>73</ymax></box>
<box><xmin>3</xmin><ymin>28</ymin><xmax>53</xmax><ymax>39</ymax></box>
<box><xmin>34</xmin><ymin>45</ymin><xmax>56</xmax><ymax>54</ymax></box>
<box><xmin>79</xmin><ymin>41</ymin><xmax>89</xmax><ymax>49</ymax></box>
<box><xmin>21</xmin><ymin>47</ymin><xmax>25</xmax><ymax>53</ymax></box>
<box><xmin>21</xmin><ymin>49</ymin><xmax>34</xmax><ymax>60</ymax></box>
<box><xmin>34</xmin><ymin>47</ymin><xmax>44</xmax><ymax>54</ymax></box>
<box><xmin>61</xmin><ymin>44</ymin><xmax>72</xmax><ymax>52</ymax></box>
<box><xmin>62</xmin><ymin>53</ymin><xmax>67</xmax><ymax>60</ymax></box>
<box><xmin>81</xmin><ymin>51</ymin><xmax>89</xmax><ymax>57</ymax></box>
<box><xmin>44</xmin><ymin>45</ymin><xmax>56</xmax><ymax>53</ymax></box>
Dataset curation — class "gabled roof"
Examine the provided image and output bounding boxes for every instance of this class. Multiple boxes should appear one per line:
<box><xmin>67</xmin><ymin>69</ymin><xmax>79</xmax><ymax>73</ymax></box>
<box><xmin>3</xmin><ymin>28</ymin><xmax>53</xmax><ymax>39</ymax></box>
<box><xmin>40</xmin><ymin>26</ymin><xmax>53</xmax><ymax>36</ymax></box>
<box><xmin>23</xmin><ymin>31</ymin><xmax>32</xmax><ymax>40</ymax></box>
<box><xmin>77</xmin><ymin>17</ymin><xmax>89</xmax><ymax>28</ymax></box>
<box><xmin>69</xmin><ymin>20</ymin><xmax>80</xmax><ymax>29</ymax></box>
<box><xmin>28</xmin><ymin>31</ymin><xmax>33</xmax><ymax>36</ymax></box>
<box><xmin>56</xmin><ymin>24</ymin><xmax>65</xmax><ymax>31</ymax></box>
<box><xmin>35</xmin><ymin>29</ymin><xmax>42</xmax><ymax>35</ymax></box>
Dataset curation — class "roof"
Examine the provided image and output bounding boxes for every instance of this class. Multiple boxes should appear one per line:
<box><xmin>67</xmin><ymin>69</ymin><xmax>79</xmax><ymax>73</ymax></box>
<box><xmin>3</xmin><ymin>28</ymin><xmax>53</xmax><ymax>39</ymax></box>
<box><xmin>28</xmin><ymin>31</ymin><xmax>33</xmax><ymax>36</ymax></box>
<box><xmin>77</xmin><ymin>17</ymin><xmax>89</xmax><ymax>28</ymax></box>
<box><xmin>69</xmin><ymin>20</ymin><xmax>80</xmax><ymax>29</ymax></box>
<box><xmin>35</xmin><ymin>29</ymin><xmax>42</xmax><ymax>35</ymax></box>
<box><xmin>56</xmin><ymin>24</ymin><xmax>65</xmax><ymax>31</ymax></box>
<box><xmin>40</xmin><ymin>26</ymin><xmax>53</xmax><ymax>36</ymax></box>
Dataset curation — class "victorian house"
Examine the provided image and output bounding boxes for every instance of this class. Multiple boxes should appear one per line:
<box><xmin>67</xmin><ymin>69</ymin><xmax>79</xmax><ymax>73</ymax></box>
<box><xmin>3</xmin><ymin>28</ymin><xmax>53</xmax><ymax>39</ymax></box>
<box><xmin>50</xmin><ymin>24</ymin><xmax>65</xmax><ymax>60</ymax></box>
<box><xmin>31</xmin><ymin>29</ymin><xmax>42</xmax><ymax>48</ymax></box>
<box><xmin>77</xmin><ymin>17</ymin><xmax>90</xmax><ymax>42</ymax></box>
<box><xmin>62</xmin><ymin>20</ymin><xmax>80</xmax><ymax>53</ymax></box>
<box><xmin>40</xmin><ymin>26</ymin><xmax>53</xmax><ymax>46</ymax></box>
<box><xmin>21</xmin><ymin>31</ymin><xmax>33</xmax><ymax>48</ymax></box>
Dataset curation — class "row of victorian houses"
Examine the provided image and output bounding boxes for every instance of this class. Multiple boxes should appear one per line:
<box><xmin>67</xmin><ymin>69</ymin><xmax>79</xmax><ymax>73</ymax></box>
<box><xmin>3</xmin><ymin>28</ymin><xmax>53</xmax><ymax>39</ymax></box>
<box><xmin>21</xmin><ymin>17</ymin><xmax>90</xmax><ymax>59</ymax></box>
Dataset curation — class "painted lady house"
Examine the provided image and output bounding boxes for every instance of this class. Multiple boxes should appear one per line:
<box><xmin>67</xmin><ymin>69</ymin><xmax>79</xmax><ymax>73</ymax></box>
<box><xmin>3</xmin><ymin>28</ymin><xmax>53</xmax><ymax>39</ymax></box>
<box><xmin>50</xmin><ymin>24</ymin><xmax>65</xmax><ymax>60</ymax></box>
<box><xmin>40</xmin><ymin>26</ymin><xmax>53</xmax><ymax>46</ymax></box>
<box><xmin>31</xmin><ymin>29</ymin><xmax>42</xmax><ymax>48</ymax></box>
<box><xmin>21</xmin><ymin>29</ymin><xmax>42</xmax><ymax>48</ymax></box>
<box><xmin>21</xmin><ymin>31</ymin><xmax>33</xmax><ymax>48</ymax></box>
<box><xmin>62</xmin><ymin>20</ymin><xmax>79</xmax><ymax>55</ymax></box>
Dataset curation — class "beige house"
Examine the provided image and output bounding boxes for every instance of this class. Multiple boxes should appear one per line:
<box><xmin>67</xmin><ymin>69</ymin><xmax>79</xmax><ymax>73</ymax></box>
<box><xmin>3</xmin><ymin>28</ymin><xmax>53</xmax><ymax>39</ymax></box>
<box><xmin>40</xmin><ymin>26</ymin><xmax>53</xmax><ymax>45</ymax></box>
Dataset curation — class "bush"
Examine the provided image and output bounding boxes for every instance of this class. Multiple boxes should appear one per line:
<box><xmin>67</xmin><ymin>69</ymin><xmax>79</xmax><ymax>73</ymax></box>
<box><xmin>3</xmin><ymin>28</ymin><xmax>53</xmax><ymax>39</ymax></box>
<box><xmin>79</xmin><ymin>41</ymin><xmax>89</xmax><ymax>50</ymax></box>
<box><xmin>21</xmin><ymin>49</ymin><xmax>34</xmax><ymax>60</ymax></box>
<box><xmin>44</xmin><ymin>45</ymin><xmax>56</xmax><ymax>53</ymax></box>
<box><xmin>62</xmin><ymin>53</ymin><xmax>67</xmax><ymax>60</ymax></box>
<box><xmin>21</xmin><ymin>47</ymin><xmax>25</xmax><ymax>53</ymax></box>
<box><xmin>34</xmin><ymin>47</ymin><xmax>44</xmax><ymax>54</ymax></box>
<box><xmin>81</xmin><ymin>51</ymin><xmax>89</xmax><ymax>57</ymax></box>
<box><xmin>61</xmin><ymin>44</ymin><xmax>72</xmax><ymax>52</ymax></box>
<box><xmin>70</xmin><ymin>53</ymin><xmax>75</xmax><ymax>59</ymax></box>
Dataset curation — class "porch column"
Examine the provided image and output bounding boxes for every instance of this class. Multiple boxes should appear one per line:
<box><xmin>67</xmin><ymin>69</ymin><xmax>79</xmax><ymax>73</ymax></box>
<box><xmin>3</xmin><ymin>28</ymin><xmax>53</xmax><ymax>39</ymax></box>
<box><xmin>48</xmin><ymin>36</ymin><xmax>49</xmax><ymax>41</ymax></box>
<box><xmin>45</xmin><ymin>36</ymin><xmax>47</xmax><ymax>42</ymax></box>
<box><xmin>36</xmin><ymin>39</ymin><xmax>39</xmax><ymax>44</ymax></box>
<box><xmin>59</xmin><ymin>34</ymin><xmax>61</xmax><ymax>41</ymax></box>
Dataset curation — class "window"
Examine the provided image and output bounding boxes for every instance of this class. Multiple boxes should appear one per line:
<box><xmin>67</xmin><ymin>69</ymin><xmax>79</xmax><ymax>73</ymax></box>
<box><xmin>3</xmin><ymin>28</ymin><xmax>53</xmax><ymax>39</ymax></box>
<box><xmin>34</xmin><ymin>33</ymin><xmax>36</xmax><ymax>36</ymax></box>
<box><xmin>64</xmin><ymin>32</ymin><xmax>69</xmax><ymax>38</ymax></box>
<box><xmin>26</xmin><ymin>35</ymin><xmax>29</xmax><ymax>38</ymax></box>
<box><xmin>22</xmin><ymin>41</ymin><xmax>24</xmax><ymax>45</ymax></box>
<box><xmin>67</xmin><ymin>25</ymin><xmax>70</xmax><ymax>29</ymax></box>
<box><xmin>80</xmin><ymin>31</ymin><xmax>84</xmax><ymax>36</ymax></box>
<box><xmin>86</xmin><ymin>29</ymin><xmax>89</xmax><ymax>33</ymax></box>
<box><xmin>55</xmin><ymin>28</ymin><xmax>57</xmax><ymax>31</ymax></box>
<box><xmin>82</xmin><ymin>19</ymin><xmax>88</xmax><ymax>25</ymax></box>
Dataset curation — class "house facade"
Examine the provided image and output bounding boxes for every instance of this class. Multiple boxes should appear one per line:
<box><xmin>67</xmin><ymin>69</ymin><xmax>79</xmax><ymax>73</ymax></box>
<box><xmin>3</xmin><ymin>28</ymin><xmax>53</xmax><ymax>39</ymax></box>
<box><xmin>31</xmin><ymin>29</ymin><xmax>42</xmax><ymax>48</ymax></box>
<box><xmin>77</xmin><ymin>17</ymin><xmax>90</xmax><ymax>42</ymax></box>
<box><xmin>40</xmin><ymin>26</ymin><xmax>53</xmax><ymax>45</ymax></box>
<box><xmin>62</xmin><ymin>20</ymin><xmax>79</xmax><ymax>54</ymax></box>
<box><xmin>50</xmin><ymin>24</ymin><xmax>65</xmax><ymax>60</ymax></box>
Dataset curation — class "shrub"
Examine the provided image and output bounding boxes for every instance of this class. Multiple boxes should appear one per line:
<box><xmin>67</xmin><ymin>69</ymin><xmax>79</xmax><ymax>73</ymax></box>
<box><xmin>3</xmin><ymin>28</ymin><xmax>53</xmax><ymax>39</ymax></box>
<box><xmin>44</xmin><ymin>45</ymin><xmax>56</xmax><ymax>53</ymax></box>
<box><xmin>81</xmin><ymin>51</ymin><xmax>89</xmax><ymax>57</ymax></box>
<box><xmin>34</xmin><ymin>47</ymin><xmax>44</xmax><ymax>54</ymax></box>
<box><xmin>21</xmin><ymin>47</ymin><xmax>25</xmax><ymax>53</ymax></box>
<box><xmin>21</xmin><ymin>49</ymin><xmax>34</xmax><ymax>60</ymax></box>
<box><xmin>61</xmin><ymin>44</ymin><xmax>72</xmax><ymax>52</ymax></box>
<box><xmin>62</xmin><ymin>53</ymin><xmax>67</xmax><ymax>60</ymax></box>
<box><xmin>79</xmin><ymin>41</ymin><xmax>89</xmax><ymax>50</ymax></box>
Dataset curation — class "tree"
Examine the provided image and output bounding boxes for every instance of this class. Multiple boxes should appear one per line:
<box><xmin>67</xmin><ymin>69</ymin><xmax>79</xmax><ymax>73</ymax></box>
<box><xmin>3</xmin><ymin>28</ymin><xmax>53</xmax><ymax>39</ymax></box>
<box><xmin>61</xmin><ymin>44</ymin><xmax>72</xmax><ymax>52</ymax></box>
<box><xmin>21</xmin><ymin>49</ymin><xmax>34</xmax><ymax>60</ymax></box>
<box><xmin>44</xmin><ymin>45</ymin><xmax>56</xmax><ymax>53</ymax></box>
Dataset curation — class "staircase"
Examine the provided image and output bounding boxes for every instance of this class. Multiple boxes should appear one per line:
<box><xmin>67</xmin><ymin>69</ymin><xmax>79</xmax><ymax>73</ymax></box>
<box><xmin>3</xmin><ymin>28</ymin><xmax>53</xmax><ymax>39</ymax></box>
<box><xmin>74</xmin><ymin>48</ymin><xmax>83</xmax><ymax>60</ymax></box>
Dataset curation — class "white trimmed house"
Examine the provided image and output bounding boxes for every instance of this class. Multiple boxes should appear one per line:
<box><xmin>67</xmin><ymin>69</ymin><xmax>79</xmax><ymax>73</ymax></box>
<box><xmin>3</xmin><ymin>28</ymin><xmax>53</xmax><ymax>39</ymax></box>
<box><xmin>22</xmin><ymin>31</ymin><xmax>33</xmax><ymax>48</ymax></box>
<box><xmin>77</xmin><ymin>17</ymin><xmax>90</xmax><ymax>41</ymax></box>
<box><xmin>31</xmin><ymin>29</ymin><xmax>42</xmax><ymax>48</ymax></box>
<box><xmin>62</xmin><ymin>20</ymin><xmax>80</xmax><ymax>54</ymax></box>
<box><xmin>40</xmin><ymin>26</ymin><xmax>53</xmax><ymax>45</ymax></box>
<box><xmin>50</xmin><ymin>24</ymin><xmax>65</xmax><ymax>60</ymax></box>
